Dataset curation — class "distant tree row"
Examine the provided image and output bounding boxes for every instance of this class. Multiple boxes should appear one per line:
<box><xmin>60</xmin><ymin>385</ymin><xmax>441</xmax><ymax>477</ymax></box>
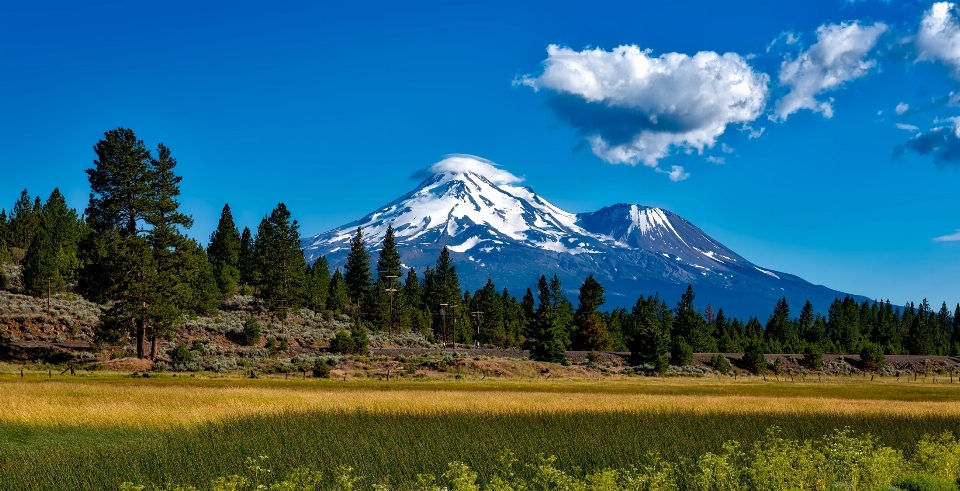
<box><xmin>2</xmin><ymin>126</ymin><xmax>959</xmax><ymax>363</ymax></box>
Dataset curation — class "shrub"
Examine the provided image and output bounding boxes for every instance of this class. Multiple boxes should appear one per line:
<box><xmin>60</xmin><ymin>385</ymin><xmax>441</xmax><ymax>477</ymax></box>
<box><xmin>330</xmin><ymin>330</ymin><xmax>355</xmax><ymax>354</ymax></box>
<box><xmin>313</xmin><ymin>358</ymin><xmax>331</xmax><ymax>378</ymax></box>
<box><xmin>894</xmin><ymin>474</ymin><xmax>958</xmax><ymax>491</ymax></box>
<box><xmin>169</xmin><ymin>342</ymin><xmax>194</xmax><ymax>366</ymax></box>
<box><xmin>743</xmin><ymin>342</ymin><xmax>767</xmax><ymax>376</ymax></box>
<box><xmin>861</xmin><ymin>343</ymin><xmax>885</xmax><ymax>372</ymax></box>
<box><xmin>670</xmin><ymin>339</ymin><xmax>693</xmax><ymax>367</ymax></box>
<box><xmin>802</xmin><ymin>344</ymin><xmax>824</xmax><ymax>370</ymax></box>
<box><xmin>772</xmin><ymin>357</ymin><xmax>786</xmax><ymax>376</ymax></box>
<box><xmin>241</xmin><ymin>318</ymin><xmax>261</xmax><ymax>346</ymax></box>
<box><xmin>351</xmin><ymin>319</ymin><xmax>369</xmax><ymax>354</ymax></box>
<box><xmin>709</xmin><ymin>354</ymin><xmax>731</xmax><ymax>374</ymax></box>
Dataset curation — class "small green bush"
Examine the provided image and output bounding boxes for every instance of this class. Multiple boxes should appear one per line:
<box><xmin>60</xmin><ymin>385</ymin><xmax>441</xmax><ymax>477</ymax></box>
<box><xmin>709</xmin><ymin>354</ymin><xmax>731</xmax><ymax>374</ymax></box>
<box><xmin>330</xmin><ymin>330</ymin><xmax>355</xmax><ymax>354</ymax></box>
<box><xmin>241</xmin><ymin>318</ymin><xmax>261</xmax><ymax>346</ymax></box>
<box><xmin>894</xmin><ymin>474</ymin><xmax>958</xmax><ymax>491</ymax></box>
<box><xmin>670</xmin><ymin>339</ymin><xmax>693</xmax><ymax>367</ymax></box>
<box><xmin>861</xmin><ymin>342</ymin><xmax>886</xmax><ymax>372</ymax></box>
<box><xmin>803</xmin><ymin>343</ymin><xmax>824</xmax><ymax>370</ymax></box>
<box><xmin>169</xmin><ymin>342</ymin><xmax>194</xmax><ymax>366</ymax></box>
<box><xmin>772</xmin><ymin>356</ymin><xmax>786</xmax><ymax>376</ymax></box>
<box><xmin>351</xmin><ymin>319</ymin><xmax>369</xmax><ymax>354</ymax></box>
<box><xmin>743</xmin><ymin>342</ymin><xmax>767</xmax><ymax>376</ymax></box>
<box><xmin>312</xmin><ymin>358</ymin><xmax>331</xmax><ymax>378</ymax></box>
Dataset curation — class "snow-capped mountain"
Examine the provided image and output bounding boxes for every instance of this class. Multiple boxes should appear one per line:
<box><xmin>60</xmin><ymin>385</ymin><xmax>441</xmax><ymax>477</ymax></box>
<box><xmin>303</xmin><ymin>156</ymin><xmax>861</xmax><ymax>319</ymax></box>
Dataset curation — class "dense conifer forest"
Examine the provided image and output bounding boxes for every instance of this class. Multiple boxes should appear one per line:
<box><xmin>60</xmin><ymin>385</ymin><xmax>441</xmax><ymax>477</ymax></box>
<box><xmin>1</xmin><ymin>128</ymin><xmax>958</xmax><ymax>364</ymax></box>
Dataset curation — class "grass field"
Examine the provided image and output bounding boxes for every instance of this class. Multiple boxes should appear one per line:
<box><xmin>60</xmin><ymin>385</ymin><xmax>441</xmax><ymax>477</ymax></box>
<box><xmin>1</xmin><ymin>373</ymin><xmax>959</xmax><ymax>489</ymax></box>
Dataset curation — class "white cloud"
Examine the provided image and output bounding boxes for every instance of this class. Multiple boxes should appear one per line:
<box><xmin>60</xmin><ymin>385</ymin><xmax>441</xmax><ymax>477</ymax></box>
<box><xmin>518</xmin><ymin>44</ymin><xmax>769</xmax><ymax>170</ymax></box>
<box><xmin>896</xmin><ymin>102</ymin><xmax>910</xmax><ymax>114</ymax></box>
<box><xmin>655</xmin><ymin>165</ymin><xmax>690</xmax><ymax>182</ymax></box>
<box><xmin>774</xmin><ymin>22</ymin><xmax>888</xmax><ymax>120</ymax></box>
<box><xmin>896</xmin><ymin>123</ymin><xmax>920</xmax><ymax>131</ymax></box>
<box><xmin>419</xmin><ymin>154</ymin><xmax>523</xmax><ymax>185</ymax></box>
<box><xmin>917</xmin><ymin>2</ymin><xmax>960</xmax><ymax>78</ymax></box>
<box><xmin>706</xmin><ymin>156</ymin><xmax>726</xmax><ymax>164</ymax></box>
<box><xmin>933</xmin><ymin>229</ymin><xmax>960</xmax><ymax>241</ymax></box>
<box><xmin>721</xmin><ymin>143</ymin><xmax>734</xmax><ymax>153</ymax></box>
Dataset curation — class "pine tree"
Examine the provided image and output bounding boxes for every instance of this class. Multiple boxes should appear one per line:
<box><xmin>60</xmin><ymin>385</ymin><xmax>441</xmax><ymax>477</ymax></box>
<box><xmin>765</xmin><ymin>297</ymin><xmax>798</xmax><ymax>353</ymax></box>
<box><xmin>673</xmin><ymin>284</ymin><xmax>715</xmax><ymax>352</ymax></box>
<box><xmin>144</xmin><ymin>142</ymin><xmax>195</xmax><ymax>359</ymax></box>
<box><xmin>528</xmin><ymin>308</ymin><xmax>568</xmax><ymax>365</ymax></box>
<box><xmin>254</xmin><ymin>203</ymin><xmax>307</xmax><ymax>322</ymax></box>
<box><xmin>376</xmin><ymin>225</ymin><xmax>402</xmax><ymax>282</ymax></box>
<box><xmin>629</xmin><ymin>295</ymin><xmax>670</xmax><ymax>366</ymax></box>
<box><xmin>327</xmin><ymin>268</ymin><xmax>349</xmax><ymax>313</ymax></box>
<box><xmin>21</xmin><ymin>227</ymin><xmax>61</xmax><ymax>296</ymax></box>
<box><xmin>307</xmin><ymin>256</ymin><xmax>331</xmax><ymax>312</ymax></box>
<box><xmin>80</xmin><ymin>128</ymin><xmax>161</xmax><ymax>358</ymax></box>
<box><xmin>433</xmin><ymin>246</ymin><xmax>461</xmax><ymax>306</ymax></box>
<box><xmin>207</xmin><ymin>204</ymin><xmax>242</xmax><ymax>300</ymax></box>
<box><xmin>572</xmin><ymin>274</ymin><xmax>610</xmax><ymax>350</ymax></box>
<box><xmin>0</xmin><ymin>209</ymin><xmax>11</xmax><ymax>264</ymax></box>
<box><xmin>238</xmin><ymin>226</ymin><xmax>255</xmax><ymax>287</ymax></box>
<box><xmin>9</xmin><ymin>189</ymin><xmax>39</xmax><ymax>252</ymax></box>
<box><xmin>343</xmin><ymin>227</ymin><xmax>371</xmax><ymax>307</ymax></box>
<box><xmin>41</xmin><ymin>189</ymin><xmax>82</xmax><ymax>284</ymax></box>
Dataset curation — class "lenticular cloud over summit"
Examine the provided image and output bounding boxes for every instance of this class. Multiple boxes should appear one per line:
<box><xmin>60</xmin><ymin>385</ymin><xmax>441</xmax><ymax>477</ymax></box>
<box><xmin>411</xmin><ymin>154</ymin><xmax>524</xmax><ymax>185</ymax></box>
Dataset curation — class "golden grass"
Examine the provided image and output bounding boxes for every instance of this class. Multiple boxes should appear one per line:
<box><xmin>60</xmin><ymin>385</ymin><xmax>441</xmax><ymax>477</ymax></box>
<box><xmin>2</xmin><ymin>374</ymin><xmax>959</xmax><ymax>429</ymax></box>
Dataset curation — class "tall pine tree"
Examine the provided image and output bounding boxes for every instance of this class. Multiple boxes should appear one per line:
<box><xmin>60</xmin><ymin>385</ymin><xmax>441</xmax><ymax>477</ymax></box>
<box><xmin>238</xmin><ymin>226</ymin><xmax>255</xmax><ymax>287</ymax></box>
<box><xmin>253</xmin><ymin>203</ymin><xmax>307</xmax><ymax>322</ymax></box>
<box><xmin>207</xmin><ymin>204</ymin><xmax>242</xmax><ymax>300</ymax></box>
<box><xmin>343</xmin><ymin>227</ymin><xmax>371</xmax><ymax>307</ymax></box>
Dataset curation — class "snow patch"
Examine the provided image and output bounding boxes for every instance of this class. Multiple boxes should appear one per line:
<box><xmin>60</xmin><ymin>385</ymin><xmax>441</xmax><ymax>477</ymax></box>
<box><xmin>754</xmin><ymin>266</ymin><xmax>780</xmax><ymax>279</ymax></box>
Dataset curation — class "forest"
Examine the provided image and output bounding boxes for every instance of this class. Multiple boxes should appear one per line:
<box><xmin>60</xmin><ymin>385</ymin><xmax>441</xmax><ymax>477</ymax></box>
<box><xmin>1</xmin><ymin>127</ymin><xmax>959</xmax><ymax>366</ymax></box>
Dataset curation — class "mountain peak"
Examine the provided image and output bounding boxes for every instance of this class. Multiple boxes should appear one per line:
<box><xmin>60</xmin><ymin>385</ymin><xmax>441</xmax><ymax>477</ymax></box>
<box><xmin>411</xmin><ymin>154</ymin><xmax>524</xmax><ymax>186</ymax></box>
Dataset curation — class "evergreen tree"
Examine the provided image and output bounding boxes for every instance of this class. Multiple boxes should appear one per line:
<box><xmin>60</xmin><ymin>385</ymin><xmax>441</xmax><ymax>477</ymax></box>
<box><xmin>673</xmin><ymin>284</ymin><xmax>715</xmax><ymax>352</ymax></box>
<box><xmin>9</xmin><ymin>188</ymin><xmax>39</xmax><ymax>252</ymax></box>
<box><xmin>238</xmin><ymin>226</ymin><xmax>255</xmax><ymax>286</ymax></box>
<box><xmin>0</xmin><ymin>209</ymin><xmax>10</xmax><ymax>264</ymax></box>
<box><xmin>253</xmin><ymin>203</ymin><xmax>307</xmax><ymax>321</ymax></box>
<box><xmin>765</xmin><ymin>297</ymin><xmax>799</xmax><ymax>353</ymax></box>
<box><xmin>207</xmin><ymin>204</ymin><xmax>241</xmax><ymax>300</ymax></box>
<box><xmin>326</xmin><ymin>268</ymin><xmax>349</xmax><ymax>313</ymax></box>
<box><xmin>80</xmin><ymin>128</ymin><xmax>167</xmax><ymax>358</ymax></box>
<box><xmin>307</xmin><ymin>256</ymin><xmax>331</xmax><ymax>312</ymax></box>
<box><xmin>797</xmin><ymin>300</ymin><xmax>815</xmax><ymax>342</ymax></box>
<box><xmin>343</xmin><ymin>227</ymin><xmax>371</xmax><ymax>307</ymax></box>
<box><xmin>572</xmin><ymin>274</ymin><xmax>610</xmax><ymax>350</ymax></box>
<box><xmin>528</xmin><ymin>308</ymin><xmax>568</xmax><ymax>365</ymax></box>
<box><xmin>376</xmin><ymin>225</ymin><xmax>402</xmax><ymax>282</ymax></box>
<box><xmin>629</xmin><ymin>295</ymin><xmax>670</xmax><ymax>366</ymax></box>
<box><xmin>21</xmin><ymin>226</ymin><xmax>61</xmax><ymax>296</ymax></box>
<box><xmin>433</xmin><ymin>246</ymin><xmax>461</xmax><ymax>306</ymax></box>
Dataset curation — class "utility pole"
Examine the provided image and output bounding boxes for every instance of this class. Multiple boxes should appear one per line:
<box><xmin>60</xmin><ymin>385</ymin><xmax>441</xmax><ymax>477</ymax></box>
<box><xmin>471</xmin><ymin>311</ymin><xmax>484</xmax><ymax>348</ymax></box>
<box><xmin>385</xmin><ymin>275</ymin><xmax>398</xmax><ymax>336</ymax></box>
<box><xmin>440</xmin><ymin>303</ymin><xmax>448</xmax><ymax>348</ymax></box>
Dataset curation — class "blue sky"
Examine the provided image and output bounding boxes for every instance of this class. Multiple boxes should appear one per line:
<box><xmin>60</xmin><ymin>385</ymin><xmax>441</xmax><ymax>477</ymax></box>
<box><xmin>1</xmin><ymin>0</ymin><xmax>958</xmax><ymax>306</ymax></box>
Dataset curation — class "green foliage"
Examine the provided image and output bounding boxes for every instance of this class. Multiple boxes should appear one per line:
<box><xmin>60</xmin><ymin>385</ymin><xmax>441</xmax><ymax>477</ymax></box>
<box><xmin>113</xmin><ymin>429</ymin><xmax>960</xmax><ymax>491</ymax></box>
<box><xmin>802</xmin><ymin>344</ymin><xmax>824</xmax><ymax>370</ymax></box>
<box><xmin>207</xmin><ymin>204</ymin><xmax>241</xmax><ymax>300</ymax></box>
<box><xmin>306</xmin><ymin>256</ymin><xmax>330</xmax><ymax>313</ymax></box>
<box><xmin>861</xmin><ymin>342</ymin><xmax>886</xmax><ymax>372</ymax></box>
<box><xmin>169</xmin><ymin>342</ymin><xmax>194</xmax><ymax>366</ymax></box>
<box><xmin>253</xmin><ymin>203</ymin><xmax>307</xmax><ymax>319</ymax></box>
<box><xmin>343</xmin><ymin>227</ymin><xmax>371</xmax><ymax>306</ymax></box>
<box><xmin>21</xmin><ymin>226</ymin><xmax>62</xmax><ymax>296</ymax></box>
<box><xmin>772</xmin><ymin>356</ymin><xmax>786</xmax><ymax>376</ymax></box>
<box><xmin>350</xmin><ymin>319</ymin><xmax>369</xmax><ymax>354</ymax></box>
<box><xmin>743</xmin><ymin>341</ymin><xmax>767</xmax><ymax>376</ymax></box>
<box><xmin>528</xmin><ymin>307</ymin><xmax>568</xmax><ymax>365</ymax></box>
<box><xmin>326</xmin><ymin>269</ymin><xmax>349</xmax><ymax>313</ymax></box>
<box><xmin>571</xmin><ymin>275</ymin><xmax>610</xmax><ymax>351</ymax></box>
<box><xmin>709</xmin><ymin>354</ymin><xmax>731</xmax><ymax>374</ymax></box>
<box><xmin>670</xmin><ymin>338</ymin><xmax>693</xmax><ymax>367</ymax></box>
<box><xmin>376</xmin><ymin>225</ymin><xmax>402</xmax><ymax>282</ymax></box>
<box><xmin>238</xmin><ymin>227</ymin><xmax>255</xmax><ymax>286</ymax></box>
<box><xmin>329</xmin><ymin>330</ymin><xmax>355</xmax><ymax>355</ymax></box>
<box><xmin>312</xmin><ymin>358</ymin><xmax>331</xmax><ymax>378</ymax></box>
<box><xmin>241</xmin><ymin>318</ymin><xmax>261</xmax><ymax>346</ymax></box>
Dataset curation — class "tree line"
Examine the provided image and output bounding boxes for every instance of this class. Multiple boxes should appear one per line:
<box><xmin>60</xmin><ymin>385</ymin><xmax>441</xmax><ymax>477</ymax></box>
<box><xmin>1</xmin><ymin>127</ymin><xmax>958</xmax><ymax>362</ymax></box>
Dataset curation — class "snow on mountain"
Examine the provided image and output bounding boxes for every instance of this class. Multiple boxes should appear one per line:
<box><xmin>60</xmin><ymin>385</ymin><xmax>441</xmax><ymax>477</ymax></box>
<box><xmin>303</xmin><ymin>155</ymin><xmax>862</xmax><ymax>318</ymax></box>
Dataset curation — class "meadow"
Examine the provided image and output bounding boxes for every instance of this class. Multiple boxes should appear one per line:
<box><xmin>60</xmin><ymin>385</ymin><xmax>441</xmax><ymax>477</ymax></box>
<box><xmin>1</xmin><ymin>372</ymin><xmax>960</xmax><ymax>490</ymax></box>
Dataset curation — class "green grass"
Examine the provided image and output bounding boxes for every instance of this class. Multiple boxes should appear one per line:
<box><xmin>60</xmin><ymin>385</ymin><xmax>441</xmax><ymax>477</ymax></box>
<box><xmin>2</xmin><ymin>409</ymin><xmax>960</xmax><ymax>490</ymax></box>
<box><xmin>2</xmin><ymin>375</ymin><xmax>960</xmax><ymax>490</ymax></box>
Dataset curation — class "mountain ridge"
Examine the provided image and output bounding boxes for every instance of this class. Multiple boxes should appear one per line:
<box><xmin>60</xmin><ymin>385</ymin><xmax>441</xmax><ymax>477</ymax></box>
<box><xmin>303</xmin><ymin>156</ymin><xmax>866</xmax><ymax>319</ymax></box>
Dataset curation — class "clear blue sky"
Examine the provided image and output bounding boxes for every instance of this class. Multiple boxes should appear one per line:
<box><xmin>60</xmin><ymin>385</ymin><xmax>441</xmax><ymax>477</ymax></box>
<box><xmin>1</xmin><ymin>0</ymin><xmax>957</xmax><ymax>306</ymax></box>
